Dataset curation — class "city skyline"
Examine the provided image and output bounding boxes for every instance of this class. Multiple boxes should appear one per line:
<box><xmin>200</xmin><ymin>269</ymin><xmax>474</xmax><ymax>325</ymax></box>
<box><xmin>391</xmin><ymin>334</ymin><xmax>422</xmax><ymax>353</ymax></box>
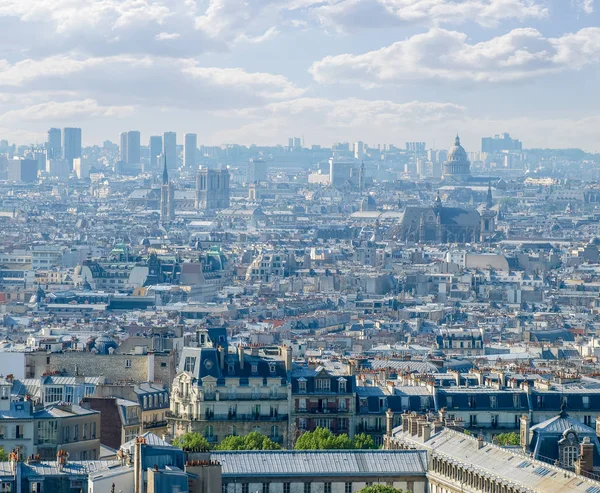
<box><xmin>0</xmin><ymin>1</ymin><xmax>599</xmax><ymax>151</ymax></box>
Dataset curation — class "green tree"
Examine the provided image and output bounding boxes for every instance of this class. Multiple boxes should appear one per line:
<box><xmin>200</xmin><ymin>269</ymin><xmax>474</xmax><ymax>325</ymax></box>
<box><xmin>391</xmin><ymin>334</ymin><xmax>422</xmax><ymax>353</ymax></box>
<box><xmin>172</xmin><ymin>432</ymin><xmax>211</xmax><ymax>452</ymax></box>
<box><xmin>216</xmin><ymin>431</ymin><xmax>281</xmax><ymax>451</ymax></box>
<box><xmin>495</xmin><ymin>432</ymin><xmax>520</xmax><ymax>446</ymax></box>
<box><xmin>0</xmin><ymin>448</ymin><xmax>8</xmax><ymax>461</ymax></box>
<box><xmin>352</xmin><ymin>432</ymin><xmax>377</xmax><ymax>450</ymax></box>
<box><xmin>358</xmin><ymin>486</ymin><xmax>404</xmax><ymax>493</ymax></box>
<box><xmin>294</xmin><ymin>428</ymin><xmax>378</xmax><ymax>450</ymax></box>
<box><xmin>294</xmin><ymin>427</ymin><xmax>354</xmax><ymax>450</ymax></box>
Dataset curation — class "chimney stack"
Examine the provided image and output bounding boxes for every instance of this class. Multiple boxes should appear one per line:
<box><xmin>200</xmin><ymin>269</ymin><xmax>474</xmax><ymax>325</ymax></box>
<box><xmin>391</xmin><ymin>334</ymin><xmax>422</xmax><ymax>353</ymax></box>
<box><xmin>422</xmin><ymin>422</ymin><xmax>431</xmax><ymax>442</ymax></box>
<box><xmin>576</xmin><ymin>437</ymin><xmax>594</xmax><ymax>477</ymax></box>
<box><xmin>57</xmin><ymin>449</ymin><xmax>69</xmax><ymax>472</ymax></box>
<box><xmin>520</xmin><ymin>415</ymin><xmax>530</xmax><ymax>451</ymax></box>
<box><xmin>237</xmin><ymin>345</ymin><xmax>244</xmax><ymax>370</ymax></box>
<box><xmin>477</xmin><ymin>434</ymin><xmax>484</xmax><ymax>450</ymax></box>
<box><xmin>386</xmin><ymin>409</ymin><xmax>394</xmax><ymax>438</ymax></box>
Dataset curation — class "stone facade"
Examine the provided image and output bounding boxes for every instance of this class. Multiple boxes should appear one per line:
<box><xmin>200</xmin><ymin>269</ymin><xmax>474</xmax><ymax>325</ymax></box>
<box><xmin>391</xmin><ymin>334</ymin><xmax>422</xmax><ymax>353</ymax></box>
<box><xmin>25</xmin><ymin>352</ymin><xmax>177</xmax><ymax>386</ymax></box>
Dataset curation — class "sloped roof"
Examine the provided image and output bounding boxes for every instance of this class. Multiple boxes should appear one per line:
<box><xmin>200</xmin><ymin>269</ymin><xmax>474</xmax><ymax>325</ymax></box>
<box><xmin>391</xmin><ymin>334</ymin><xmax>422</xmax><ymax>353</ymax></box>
<box><xmin>213</xmin><ymin>450</ymin><xmax>428</xmax><ymax>478</ymax></box>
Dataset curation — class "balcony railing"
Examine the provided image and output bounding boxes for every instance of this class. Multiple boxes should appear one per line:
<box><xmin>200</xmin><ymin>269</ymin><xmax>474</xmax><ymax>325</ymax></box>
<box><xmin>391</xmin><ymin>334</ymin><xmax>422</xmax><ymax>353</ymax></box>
<box><xmin>168</xmin><ymin>412</ymin><xmax>288</xmax><ymax>422</ymax></box>
<box><xmin>143</xmin><ymin>420</ymin><xmax>168</xmax><ymax>429</ymax></box>
<box><xmin>201</xmin><ymin>392</ymin><xmax>287</xmax><ymax>401</ymax></box>
<box><xmin>295</xmin><ymin>408</ymin><xmax>349</xmax><ymax>414</ymax></box>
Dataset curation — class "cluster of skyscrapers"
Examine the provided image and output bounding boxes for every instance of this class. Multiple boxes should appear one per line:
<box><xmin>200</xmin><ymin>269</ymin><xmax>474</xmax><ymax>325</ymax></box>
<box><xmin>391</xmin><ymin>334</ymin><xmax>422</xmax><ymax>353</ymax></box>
<box><xmin>118</xmin><ymin>131</ymin><xmax>198</xmax><ymax>171</ymax></box>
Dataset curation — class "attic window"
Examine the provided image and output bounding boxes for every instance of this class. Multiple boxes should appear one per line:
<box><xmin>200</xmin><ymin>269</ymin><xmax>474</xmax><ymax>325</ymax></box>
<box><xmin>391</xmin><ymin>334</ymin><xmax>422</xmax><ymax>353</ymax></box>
<box><xmin>251</xmin><ymin>364</ymin><xmax>258</xmax><ymax>374</ymax></box>
<box><xmin>228</xmin><ymin>363</ymin><xmax>235</xmax><ymax>375</ymax></box>
<box><xmin>269</xmin><ymin>363</ymin><xmax>276</xmax><ymax>374</ymax></box>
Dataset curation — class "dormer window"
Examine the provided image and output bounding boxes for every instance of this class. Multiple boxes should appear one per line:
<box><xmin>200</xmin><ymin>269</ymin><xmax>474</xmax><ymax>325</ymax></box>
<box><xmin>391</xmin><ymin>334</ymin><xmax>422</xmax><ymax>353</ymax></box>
<box><xmin>184</xmin><ymin>357</ymin><xmax>196</xmax><ymax>373</ymax></box>
<box><xmin>269</xmin><ymin>363</ymin><xmax>276</xmax><ymax>374</ymax></box>
<box><xmin>228</xmin><ymin>363</ymin><xmax>235</xmax><ymax>375</ymax></box>
<box><xmin>298</xmin><ymin>379</ymin><xmax>307</xmax><ymax>393</ymax></box>
<box><xmin>338</xmin><ymin>378</ymin><xmax>347</xmax><ymax>393</ymax></box>
<box><xmin>251</xmin><ymin>364</ymin><xmax>258</xmax><ymax>375</ymax></box>
<box><xmin>316</xmin><ymin>379</ymin><xmax>330</xmax><ymax>391</ymax></box>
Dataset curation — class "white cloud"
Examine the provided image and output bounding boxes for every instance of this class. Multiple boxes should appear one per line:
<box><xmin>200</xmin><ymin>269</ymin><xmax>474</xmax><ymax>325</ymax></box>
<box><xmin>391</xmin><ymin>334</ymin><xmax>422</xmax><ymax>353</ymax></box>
<box><xmin>213</xmin><ymin>97</ymin><xmax>467</xmax><ymax>143</ymax></box>
<box><xmin>182</xmin><ymin>66</ymin><xmax>305</xmax><ymax>99</ymax></box>
<box><xmin>307</xmin><ymin>0</ymin><xmax>548</xmax><ymax>31</ymax></box>
<box><xmin>572</xmin><ymin>0</ymin><xmax>594</xmax><ymax>14</ymax></box>
<box><xmin>155</xmin><ymin>32</ymin><xmax>181</xmax><ymax>41</ymax></box>
<box><xmin>0</xmin><ymin>0</ymin><xmax>219</xmax><ymax>57</ymax></box>
<box><xmin>195</xmin><ymin>0</ymin><xmax>282</xmax><ymax>42</ymax></box>
<box><xmin>310</xmin><ymin>27</ymin><xmax>600</xmax><ymax>85</ymax></box>
<box><xmin>0</xmin><ymin>54</ymin><xmax>305</xmax><ymax>113</ymax></box>
<box><xmin>0</xmin><ymin>99</ymin><xmax>134</xmax><ymax>123</ymax></box>
<box><xmin>0</xmin><ymin>0</ymin><xmax>551</xmax><ymax>62</ymax></box>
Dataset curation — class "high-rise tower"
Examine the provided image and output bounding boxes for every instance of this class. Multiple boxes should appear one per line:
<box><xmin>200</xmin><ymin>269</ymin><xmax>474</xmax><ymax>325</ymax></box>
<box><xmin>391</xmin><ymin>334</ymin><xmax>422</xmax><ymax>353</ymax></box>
<box><xmin>163</xmin><ymin>131</ymin><xmax>177</xmax><ymax>169</ymax></box>
<box><xmin>47</xmin><ymin>128</ymin><xmax>61</xmax><ymax>159</ymax></box>
<box><xmin>149</xmin><ymin>136</ymin><xmax>162</xmax><ymax>170</ymax></box>
<box><xmin>63</xmin><ymin>127</ymin><xmax>82</xmax><ymax>170</ymax></box>
<box><xmin>184</xmin><ymin>133</ymin><xmax>197</xmax><ymax>168</ymax></box>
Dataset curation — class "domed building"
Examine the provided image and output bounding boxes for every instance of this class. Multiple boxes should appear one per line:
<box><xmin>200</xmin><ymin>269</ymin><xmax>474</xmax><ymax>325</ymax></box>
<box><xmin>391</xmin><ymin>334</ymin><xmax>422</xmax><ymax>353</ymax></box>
<box><xmin>93</xmin><ymin>335</ymin><xmax>118</xmax><ymax>355</ymax></box>
<box><xmin>443</xmin><ymin>135</ymin><xmax>471</xmax><ymax>181</ymax></box>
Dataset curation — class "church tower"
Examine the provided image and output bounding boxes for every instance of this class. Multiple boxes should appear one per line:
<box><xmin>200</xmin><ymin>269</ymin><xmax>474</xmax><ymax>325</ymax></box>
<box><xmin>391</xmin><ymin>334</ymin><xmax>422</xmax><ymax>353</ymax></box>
<box><xmin>480</xmin><ymin>182</ymin><xmax>496</xmax><ymax>241</ymax></box>
<box><xmin>160</xmin><ymin>155</ymin><xmax>172</xmax><ymax>224</ymax></box>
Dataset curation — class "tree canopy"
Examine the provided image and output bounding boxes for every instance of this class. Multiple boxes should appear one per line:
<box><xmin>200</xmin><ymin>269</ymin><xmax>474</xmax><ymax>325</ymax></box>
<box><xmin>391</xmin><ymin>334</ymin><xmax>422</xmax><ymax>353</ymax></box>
<box><xmin>172</xmin><ymin>432</ymin><xmax>211</xmax><ymax>452</ymax></box>
<box><xmin>215</xmin><ymin>431</ymin><xmax>281</xmax><ymax>451</ymax></box>
<box><xmin>494</xmin><ymin>432</ymin><xmax>520</xmax><ymax>446</ymax></box>
<box><xmin>0</xmin><ymin>448</ymin><xmax>8</xmax><ymax>461</ymax></box>
<box><xmin>294</xmin><ymin>428</ymin><xmax>377</xmax><ymax>450</ymax></box>
<box><xmin>358</xmin><ymin>486</ymin><xmax>405</xmax><ymax>493</ymax></box>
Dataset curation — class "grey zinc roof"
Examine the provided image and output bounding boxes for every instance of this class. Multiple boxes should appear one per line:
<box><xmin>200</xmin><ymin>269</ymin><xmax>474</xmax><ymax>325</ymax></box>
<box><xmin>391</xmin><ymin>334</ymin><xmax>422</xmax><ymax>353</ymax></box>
<box><xmin>213</xmin><ymin>450</ymin><xmax>428</xmax><ymax>478</ymax></box>
<box><xmin>393</xmin><ymin>428</ymin><xmax>600</xmax><ymax>493</ymax></box>
<box><xmin>21</xmin><ymin>460</ymin><xmax>122</xmax><ymax>477</ymax></box>
<box><xmin>530</xmin><ymin>413</ymin><xmax>595</xmax><ymax>434</ymax></box>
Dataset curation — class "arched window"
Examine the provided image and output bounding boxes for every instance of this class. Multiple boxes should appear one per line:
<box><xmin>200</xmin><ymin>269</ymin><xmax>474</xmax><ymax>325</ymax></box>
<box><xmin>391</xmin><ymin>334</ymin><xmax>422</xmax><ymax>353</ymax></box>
<box><xmin>562</xmin><ymin>445</ymin><xmax>578</xmax><ymax>467</ymax></box>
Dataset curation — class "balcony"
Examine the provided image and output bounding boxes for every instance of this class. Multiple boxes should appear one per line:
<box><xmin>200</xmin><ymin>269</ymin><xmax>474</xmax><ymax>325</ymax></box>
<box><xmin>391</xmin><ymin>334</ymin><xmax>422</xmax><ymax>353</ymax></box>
<box><xmin>143</xmin><ymin>421</ymin><xmax>168</xmax><ymax>430</ymax></box>
<box><xmin>295</xmin><ymin>408</ymin><xmax>349</xmax><ymax>415</ymax></box>
<box><xmin>207</xmin><ymin>413</ymin><xmax>289</xmax><ymax>422</ymax></box>
<box><xmin>202</xmin><ymin>392</ymin><xmax>287</xmax><ymax>401</ymax></box>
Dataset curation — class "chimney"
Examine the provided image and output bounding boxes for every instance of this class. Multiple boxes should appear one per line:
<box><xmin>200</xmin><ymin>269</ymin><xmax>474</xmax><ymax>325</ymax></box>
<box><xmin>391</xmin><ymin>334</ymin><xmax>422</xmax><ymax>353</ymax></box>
<box><xmin>56</xmin><ymin>449</ymin><xmax>68</xmax><ymax>472</ymax></box>
<box><xmin>386</xmin><ymin>409</ymin><xmax>394</xmax><ymax>438</ymax></box>
<box><xmin>147</xmin><ymin>352</ymin><xmax>155</xmax><ymax>383</ymax></box>
<box><xmin>409</xmin><ymin>415</ymin><xmax>419</xmax><ymax>436</ymax></box>
<box><xmin>134</xmin><ymin>437</ymin><xmax>146</xmax><ymax>493</ymax></box>
<box><xmin>401</xmin><ymin>413</ymin><xmax>410</xmax><ymax>433</ymax></box>
<box><xmin>576</xmin><ymin>437</ymin><xmax>594</xmax><ymax>477</ymax></box>
<box><xmin>497</xmin><ymin>370</ymin><xmax>506</xmax><ymax>389</ymax></box>
<box><xmin>477</xmin><ymin>434</ymin><xmax>484</xmax><ymax>450</ymax></box>
<box><xmin>422</xmin><ymin>423</ymin><xmax>431</xmax><ymax>442</ymax></box>
<box><xmin>452</xmin><ymin>370</ymin><xmax>461</xmax><ymax>387</ymax></box>
<box><xmin>218</xmin><ymin>346</ymin><xmax>225</xmax><ymax>370</ymax></box>
<box><xmin>237</xmin><ymin>345</ymin><xmax>244</xmax><ymax>370</ymax></box>
<box><xmin>475</xmin><ymin>370</ymin><xmax>484</xmax><ymax>386</ymax></box>
<box><xmin>282</xmin><ymin>346</ymin><xmax>293</xmax><ymax>373</ymax></box>
<box><xmin>520</xmin><ymin>415</ymin><xmax>530</xmax><ymax>451</ymax></box>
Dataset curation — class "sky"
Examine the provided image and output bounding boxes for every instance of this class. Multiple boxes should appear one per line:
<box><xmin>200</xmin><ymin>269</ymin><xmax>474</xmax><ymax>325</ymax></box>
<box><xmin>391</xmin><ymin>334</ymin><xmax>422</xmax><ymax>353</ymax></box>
<box><xmin>0</xmin><ymin>0</ymin><xmax>599</xmax><ymax>152</ymax></box>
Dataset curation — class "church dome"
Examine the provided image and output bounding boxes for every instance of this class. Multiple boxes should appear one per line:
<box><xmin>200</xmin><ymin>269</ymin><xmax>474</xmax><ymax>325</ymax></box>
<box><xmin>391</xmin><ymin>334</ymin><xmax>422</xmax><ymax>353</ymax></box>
<box><xmin>447</xmin><ymin>135</ymin><xmax>468</xmax><ymax>162</ymax></box>
<box><xmin>443</xmin><ymin>134</ymin><xmax>471</xmax><ymax>180</ymax></box>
